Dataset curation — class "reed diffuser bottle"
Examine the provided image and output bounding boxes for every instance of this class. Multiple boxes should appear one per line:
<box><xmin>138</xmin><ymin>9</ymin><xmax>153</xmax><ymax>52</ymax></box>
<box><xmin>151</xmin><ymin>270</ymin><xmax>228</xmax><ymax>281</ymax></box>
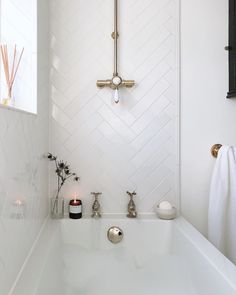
<box><xmin>0</xmin><ymin>44</ymin><xmax>24</xmax><ymax>106</ymax></box>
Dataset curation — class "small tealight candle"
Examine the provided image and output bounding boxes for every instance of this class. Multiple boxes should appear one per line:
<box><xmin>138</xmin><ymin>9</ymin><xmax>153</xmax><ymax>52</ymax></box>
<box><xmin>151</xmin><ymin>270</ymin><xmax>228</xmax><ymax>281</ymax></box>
<box><xmin>69</xmin><ymin>197</ymin><xmax>82</xmax><ymax>219</ymax></box>
<box><xmin>12</xmin><ymin>199</ymin><xmax>25</xmax><ymax>219</ymax></box>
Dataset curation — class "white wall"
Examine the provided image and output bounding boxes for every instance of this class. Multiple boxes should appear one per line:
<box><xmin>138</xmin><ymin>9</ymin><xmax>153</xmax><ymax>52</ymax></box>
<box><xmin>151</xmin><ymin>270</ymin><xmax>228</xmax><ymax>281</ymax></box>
<box><xmin>181</xmin><ymin>0</ymin><xmax>236</xmax><ymax>235</ymax></box>
<box><xmin>0</xmin><ymin>1</ymin><xmax>49</xmax><ymax>294</ymax></box>
<box><xmin>49</xmin><ymin>0</ymin><xmax>180</xmax><ymax>214</ymax></box>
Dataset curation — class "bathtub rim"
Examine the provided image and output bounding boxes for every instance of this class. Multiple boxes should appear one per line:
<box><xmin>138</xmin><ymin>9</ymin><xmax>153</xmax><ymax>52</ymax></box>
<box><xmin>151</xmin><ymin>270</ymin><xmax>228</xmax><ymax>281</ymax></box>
<box><xmin>174</xmin><ymin>217</ymin><xmax>236</xmax><ymax>291</ymax></box>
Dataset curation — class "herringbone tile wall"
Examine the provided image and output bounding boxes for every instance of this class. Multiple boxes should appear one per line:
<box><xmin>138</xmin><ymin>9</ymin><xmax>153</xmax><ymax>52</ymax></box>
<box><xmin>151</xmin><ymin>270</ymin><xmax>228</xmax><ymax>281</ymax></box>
<box><xmin>50</xmin><ymin>0</ymin><xmax>179</xmax><ymax>214</ymax></box>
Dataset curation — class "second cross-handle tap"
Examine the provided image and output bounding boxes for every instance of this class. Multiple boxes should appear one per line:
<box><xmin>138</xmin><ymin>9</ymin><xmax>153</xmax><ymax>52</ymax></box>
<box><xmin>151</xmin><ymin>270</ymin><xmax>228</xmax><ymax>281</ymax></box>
<box><xmin>91</xmin><ymin>192</ymin><xmax>102</xmax><ymax>218</ymax></box>
<box><xmin>126</xmin><ymin>190</ymin><xmax>137</xmax><ymax>218</ymax></box>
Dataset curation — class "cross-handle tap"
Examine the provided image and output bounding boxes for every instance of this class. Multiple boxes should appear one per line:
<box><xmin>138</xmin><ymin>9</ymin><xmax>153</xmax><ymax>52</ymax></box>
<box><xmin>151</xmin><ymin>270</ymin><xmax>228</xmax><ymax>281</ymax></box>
<box><xmin>91</xmin><ymin>192</ymin><xmax>102</xmax><ymax>218</ymax></box>
<box><xmin>126</xmin><ymin>190</ymin><xmax>137</xmax><ymax>218</ymax></box>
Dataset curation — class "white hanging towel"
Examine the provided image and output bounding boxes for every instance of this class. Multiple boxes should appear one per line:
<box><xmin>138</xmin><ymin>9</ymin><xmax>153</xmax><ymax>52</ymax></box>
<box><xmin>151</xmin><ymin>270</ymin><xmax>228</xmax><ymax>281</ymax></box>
<box><xmin>208</xmin><ymin>146</ymin><xmax>236</xmax><ymax>264</ymax></box>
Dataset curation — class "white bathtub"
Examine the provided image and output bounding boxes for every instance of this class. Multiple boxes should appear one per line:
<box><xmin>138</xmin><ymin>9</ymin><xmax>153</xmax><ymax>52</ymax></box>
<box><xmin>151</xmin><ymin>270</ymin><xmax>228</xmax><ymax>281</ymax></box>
<box><xmin>9</xmin><ymin>215</ymin><xmax>236</xmax><ymax>295</ymax></box>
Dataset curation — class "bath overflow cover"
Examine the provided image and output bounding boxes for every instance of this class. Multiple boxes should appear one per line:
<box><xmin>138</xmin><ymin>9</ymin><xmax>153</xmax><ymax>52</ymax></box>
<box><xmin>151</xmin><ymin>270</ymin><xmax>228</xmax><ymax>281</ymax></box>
<box><xmin>107</xmin><ymin>226</ymin><xmax>123</xmax><ymax>244</ymax></box>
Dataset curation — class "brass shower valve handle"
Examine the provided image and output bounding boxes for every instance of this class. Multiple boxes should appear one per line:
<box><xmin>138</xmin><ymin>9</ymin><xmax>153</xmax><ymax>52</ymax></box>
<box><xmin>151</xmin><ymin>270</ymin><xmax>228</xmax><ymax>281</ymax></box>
<box><xmin>122</xmin><ymin>80</ymin><xmax>135</xmax><ymax>88</ymax></box>
<box><xmin>96</xmin><ymin>80</ymin><xmax>112</xmax><ymax>88</ymax></box>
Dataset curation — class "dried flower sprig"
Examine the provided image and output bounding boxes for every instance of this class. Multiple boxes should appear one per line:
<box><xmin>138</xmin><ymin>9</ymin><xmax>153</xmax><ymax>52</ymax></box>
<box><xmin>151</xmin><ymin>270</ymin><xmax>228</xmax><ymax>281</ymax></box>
<box><xmin>0</xmin><ymin>44</ymin><xmax>24</xmax><ymax>99</ymax></box>
<box><xmin>48</xmin><ymin>153</ymin><xmax>80</xmax><ymax>200</ymax></box>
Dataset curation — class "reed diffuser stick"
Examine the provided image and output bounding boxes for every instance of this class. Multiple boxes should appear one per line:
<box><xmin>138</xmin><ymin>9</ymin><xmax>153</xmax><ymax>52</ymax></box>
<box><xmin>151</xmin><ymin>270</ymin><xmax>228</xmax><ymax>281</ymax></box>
<box><xmin>0</xmin><ymin>44</ymin><xmax>24</xmax><ymax>102</ymax></box>
<box><xmin>4</xmin><ymin>45</ymin><xmax>10</xmax><ymax>86</ymax></box>
<box><xmin>10</xmin><ymin>45</ymin><xmax>17</xmax><ymax>87</ymax></box>
<box><xmin>1</xmin><ymin>46</ymin><xmax>10</xmax><ymax>89</ymax></box>
<box><xmin>11</xmin><ymin>47</ymin><xmax>24</xmax><ymax>88</ymax></box>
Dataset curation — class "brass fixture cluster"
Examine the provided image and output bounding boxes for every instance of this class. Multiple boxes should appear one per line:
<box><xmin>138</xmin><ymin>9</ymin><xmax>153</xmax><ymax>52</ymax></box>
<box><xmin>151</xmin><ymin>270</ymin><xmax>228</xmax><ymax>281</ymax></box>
<box><xmin>96</xmin><ymin>0</ymin><xmax>135</xmax><ymax>103</ymax></box>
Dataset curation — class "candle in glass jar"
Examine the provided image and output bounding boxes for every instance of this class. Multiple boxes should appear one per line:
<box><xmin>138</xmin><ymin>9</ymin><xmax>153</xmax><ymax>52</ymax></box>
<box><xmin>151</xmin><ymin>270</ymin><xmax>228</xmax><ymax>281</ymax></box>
<box><xmin>69</xmin><ymin>197</ymin><xmax>82</xmax><ymax>219</ymax></box>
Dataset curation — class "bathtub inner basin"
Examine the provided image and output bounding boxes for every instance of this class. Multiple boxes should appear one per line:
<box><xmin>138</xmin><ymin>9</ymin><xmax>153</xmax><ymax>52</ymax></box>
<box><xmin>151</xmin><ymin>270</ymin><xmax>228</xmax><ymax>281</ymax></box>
<box><xmin>10</xmin><ymin>216</ymin><xmax>236</xmax><ymax>295</ymax></box>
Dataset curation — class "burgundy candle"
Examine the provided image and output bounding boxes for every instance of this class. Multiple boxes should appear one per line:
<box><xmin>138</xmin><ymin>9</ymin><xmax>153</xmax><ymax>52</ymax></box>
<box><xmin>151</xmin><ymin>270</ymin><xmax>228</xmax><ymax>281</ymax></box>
<box><xmin>69</xmin><ymin>198</ymin><xmax>82</xmax><ymax>219</ymax></box>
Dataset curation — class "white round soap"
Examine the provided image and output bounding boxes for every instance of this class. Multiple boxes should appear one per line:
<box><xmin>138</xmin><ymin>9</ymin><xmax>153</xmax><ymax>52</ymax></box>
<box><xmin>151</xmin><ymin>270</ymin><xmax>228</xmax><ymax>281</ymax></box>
<box><xmin>158</xmin><ymin>201</ymin><xmax>172</xmax><ymax>210</ymax></box>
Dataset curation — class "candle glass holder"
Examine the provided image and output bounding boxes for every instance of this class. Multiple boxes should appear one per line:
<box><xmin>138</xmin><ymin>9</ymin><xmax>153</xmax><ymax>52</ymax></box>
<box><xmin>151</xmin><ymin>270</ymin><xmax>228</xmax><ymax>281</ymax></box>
<box><xmin>51</xmin><ymin>197</ymin><xmax>64</xmax><ymax>219</ymax></box>
<box><xmin>69</xmin><ymin>199</ymin><xmax>82</xmax><ymax>219</ymax></box>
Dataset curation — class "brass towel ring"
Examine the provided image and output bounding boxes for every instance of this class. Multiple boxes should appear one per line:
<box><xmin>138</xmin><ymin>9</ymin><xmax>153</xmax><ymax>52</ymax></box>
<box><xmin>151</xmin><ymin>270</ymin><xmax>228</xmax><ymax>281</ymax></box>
<box><xmin>211</xmin><ymin>144</ymin><xmax>222</xmax><ymax>158</ymax></box>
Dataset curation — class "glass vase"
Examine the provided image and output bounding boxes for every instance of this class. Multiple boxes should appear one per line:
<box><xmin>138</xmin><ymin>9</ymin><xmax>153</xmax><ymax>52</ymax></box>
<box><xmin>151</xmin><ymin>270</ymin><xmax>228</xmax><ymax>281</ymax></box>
<box><xmin>51</xmin><ymin>197</ymin><xmax>64</xmax><ymax>219</ymax></box>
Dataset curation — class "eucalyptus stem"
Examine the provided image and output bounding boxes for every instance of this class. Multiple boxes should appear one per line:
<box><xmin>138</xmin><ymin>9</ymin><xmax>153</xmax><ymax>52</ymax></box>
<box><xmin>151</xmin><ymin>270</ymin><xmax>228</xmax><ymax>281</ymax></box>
<box><xmin>47</xmin><ymin>152</ymin><xmax>80</xmax><ymax>217</ymax></box>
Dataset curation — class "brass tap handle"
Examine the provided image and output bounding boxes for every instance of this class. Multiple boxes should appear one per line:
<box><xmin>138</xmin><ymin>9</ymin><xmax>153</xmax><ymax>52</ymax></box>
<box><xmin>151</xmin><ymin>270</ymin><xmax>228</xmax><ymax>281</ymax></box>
<box><xmin>126</xmin><ymin>190</ymin><xmax>137</xmax><ymax>198</ymax></box>
<box><xmin>91</xmin><ymin>192</ymin><xmax>102</xmax><ymax>199</ymax></box>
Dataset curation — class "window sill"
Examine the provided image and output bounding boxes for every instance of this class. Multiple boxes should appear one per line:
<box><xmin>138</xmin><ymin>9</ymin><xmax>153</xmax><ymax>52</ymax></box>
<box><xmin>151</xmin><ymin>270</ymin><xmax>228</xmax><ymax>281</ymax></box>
<box><xmin>0</xmin><ymin>103</ymin><xmax>37</xmax><ymax>116</ymax></box>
